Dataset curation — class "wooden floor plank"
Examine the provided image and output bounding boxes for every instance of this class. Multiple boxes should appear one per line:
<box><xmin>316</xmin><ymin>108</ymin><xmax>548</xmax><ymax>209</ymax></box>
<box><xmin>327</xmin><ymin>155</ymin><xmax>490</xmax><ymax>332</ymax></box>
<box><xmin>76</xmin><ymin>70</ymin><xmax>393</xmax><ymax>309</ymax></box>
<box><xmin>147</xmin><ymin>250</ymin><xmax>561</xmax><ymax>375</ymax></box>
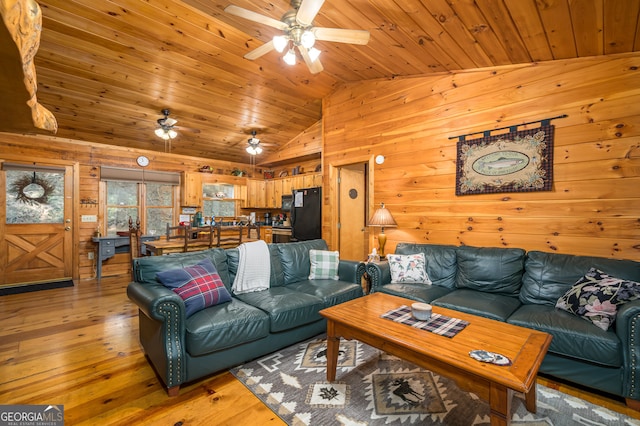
<box><xmin>0</xmin><ymin>275</ymin><xmax>637</xmax><ymax>424</ymax></box>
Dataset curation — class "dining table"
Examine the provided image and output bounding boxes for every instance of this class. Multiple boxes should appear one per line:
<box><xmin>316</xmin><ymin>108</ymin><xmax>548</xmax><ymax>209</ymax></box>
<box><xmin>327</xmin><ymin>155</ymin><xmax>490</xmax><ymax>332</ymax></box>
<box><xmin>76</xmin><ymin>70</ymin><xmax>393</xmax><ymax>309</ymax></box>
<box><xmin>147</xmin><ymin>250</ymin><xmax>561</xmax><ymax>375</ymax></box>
<box><xmin>144</xmin><ymin>226</ymin><xmax>259</xmax><ymax>255</ymax></box>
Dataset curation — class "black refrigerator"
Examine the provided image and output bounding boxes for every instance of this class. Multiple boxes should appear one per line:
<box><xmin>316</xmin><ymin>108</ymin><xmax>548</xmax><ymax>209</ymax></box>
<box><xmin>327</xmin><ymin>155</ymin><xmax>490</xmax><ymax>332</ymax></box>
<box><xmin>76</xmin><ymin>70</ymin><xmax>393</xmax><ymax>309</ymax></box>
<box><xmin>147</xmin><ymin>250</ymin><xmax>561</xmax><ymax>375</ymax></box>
<box><xmin>290</xmin><ymin>187</ymin><xmax>321</xmax><ymax>241</ymax></box>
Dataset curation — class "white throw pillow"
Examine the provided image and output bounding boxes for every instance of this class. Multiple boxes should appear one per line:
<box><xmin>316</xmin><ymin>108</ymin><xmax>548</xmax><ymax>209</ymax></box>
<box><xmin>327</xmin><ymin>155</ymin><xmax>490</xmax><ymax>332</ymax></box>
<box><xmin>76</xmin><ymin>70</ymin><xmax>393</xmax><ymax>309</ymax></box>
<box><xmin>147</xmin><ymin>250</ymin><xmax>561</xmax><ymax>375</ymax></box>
<box><xmin>386</xmin><ymin>253</ymin><xmax>432</xmax><ymax>284</ymax></box>
<box><xmin>309</xmin><ymin>249</ymin><xmax>340</xmax><ymax>280</ymax></box>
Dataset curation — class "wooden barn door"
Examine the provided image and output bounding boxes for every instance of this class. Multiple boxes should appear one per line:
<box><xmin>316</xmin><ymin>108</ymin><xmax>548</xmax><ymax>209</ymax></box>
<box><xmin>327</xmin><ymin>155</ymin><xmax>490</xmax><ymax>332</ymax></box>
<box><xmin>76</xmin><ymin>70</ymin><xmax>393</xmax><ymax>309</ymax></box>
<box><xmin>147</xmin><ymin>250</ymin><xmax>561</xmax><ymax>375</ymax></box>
<box><xmin>0</xmin><ymin>163</ymin><xmax>73</xmax><ymax>286</ymax></box>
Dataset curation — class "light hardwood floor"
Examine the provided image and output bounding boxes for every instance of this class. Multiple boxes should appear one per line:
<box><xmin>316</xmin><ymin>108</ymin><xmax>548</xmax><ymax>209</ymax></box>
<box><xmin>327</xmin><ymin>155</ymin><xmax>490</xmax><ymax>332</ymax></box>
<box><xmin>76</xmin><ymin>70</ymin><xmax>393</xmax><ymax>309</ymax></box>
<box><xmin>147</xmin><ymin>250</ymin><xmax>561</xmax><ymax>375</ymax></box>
<box><xmin>1</xmin><ymin>276</ymin><xmax>638</xmax><ymax>424</ymax></box>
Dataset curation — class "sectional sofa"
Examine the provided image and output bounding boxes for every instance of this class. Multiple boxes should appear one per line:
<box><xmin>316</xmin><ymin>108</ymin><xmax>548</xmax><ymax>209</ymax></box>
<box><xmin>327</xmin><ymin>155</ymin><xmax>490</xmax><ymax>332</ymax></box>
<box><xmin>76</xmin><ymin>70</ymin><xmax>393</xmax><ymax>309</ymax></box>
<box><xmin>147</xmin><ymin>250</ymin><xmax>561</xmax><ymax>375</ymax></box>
<box><xmin>366</xmin><ymin>243</ymin><xmax>640</xmax><ymax>407</ymax></box>
<box><xmin>127</xmin><ymin>239</ymin><xmax>363</xmax><ymax>395</ymax></box>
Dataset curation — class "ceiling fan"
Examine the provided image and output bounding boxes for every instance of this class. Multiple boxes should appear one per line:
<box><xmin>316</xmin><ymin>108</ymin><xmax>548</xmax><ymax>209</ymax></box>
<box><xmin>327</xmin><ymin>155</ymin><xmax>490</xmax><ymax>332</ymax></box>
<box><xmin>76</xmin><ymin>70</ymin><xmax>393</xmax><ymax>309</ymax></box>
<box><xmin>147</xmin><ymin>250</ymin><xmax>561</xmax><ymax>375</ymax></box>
<box><xmin>224</xmin><ymin>0</ymin><xmax>370</xmax><ymax>74</ymax></box>
<box><xmin>154</xmin><ymin>109</ymin><xmax>178</xmax><ymax>140</ymax></box>
<box><xmin>246</xmin><ymin>130</ymin><xmax>266</xmax><ymax>155</ymax></box>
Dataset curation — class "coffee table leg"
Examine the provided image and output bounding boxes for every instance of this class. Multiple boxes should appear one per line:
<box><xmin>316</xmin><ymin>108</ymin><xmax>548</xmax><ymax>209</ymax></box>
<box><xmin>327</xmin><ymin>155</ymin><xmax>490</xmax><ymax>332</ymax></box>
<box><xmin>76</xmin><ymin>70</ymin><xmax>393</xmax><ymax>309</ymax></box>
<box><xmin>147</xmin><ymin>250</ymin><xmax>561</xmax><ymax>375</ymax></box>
<box><xmin>524</xmin><ymin>380</ymin><xmax>537</xmax><ymax>413</ymax></box>
<box><xmin>326</xmin><ymin>322</ymin><xmax>339</xmax><ymax>382</ymax></box>
<box><xmin>489</xmin><ymin>383</ymin><xmax>511</xmax><ymax>426</ymax></box>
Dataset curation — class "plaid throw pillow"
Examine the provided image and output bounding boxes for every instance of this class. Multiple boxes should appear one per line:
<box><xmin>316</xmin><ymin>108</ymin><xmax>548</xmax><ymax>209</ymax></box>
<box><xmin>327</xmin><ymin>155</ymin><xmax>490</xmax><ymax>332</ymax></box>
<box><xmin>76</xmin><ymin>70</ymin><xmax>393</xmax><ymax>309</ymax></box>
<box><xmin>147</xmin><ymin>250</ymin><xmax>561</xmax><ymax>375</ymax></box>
<box><xmin>309</xmin><ymin>249</ymin><xmax>340</xmax><ymax>280</ymax></box>
<box><xmin>156</xmin><ymin>258</ymin><xmax>232</xmax><ymax>317</ymax></box>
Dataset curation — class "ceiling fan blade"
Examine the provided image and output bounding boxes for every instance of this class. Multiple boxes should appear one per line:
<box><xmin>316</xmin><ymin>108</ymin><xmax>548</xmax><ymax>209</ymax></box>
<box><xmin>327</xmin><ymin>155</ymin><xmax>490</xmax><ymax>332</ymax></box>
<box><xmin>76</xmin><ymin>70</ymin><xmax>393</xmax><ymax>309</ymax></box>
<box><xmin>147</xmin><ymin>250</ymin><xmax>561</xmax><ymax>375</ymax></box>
<box><xmin>298</xmin><ymin>46</ymin><xmax>323</xmax><ymax>74</ymax></box>
<box><xmin>176</xmin><ymin>126</ymin><xmax>201</xmax><ymax>134</ymax></box>
<box><xmin>224</xmin><ymin>5</ymin><xmax>288</xmax><ymax>31</ymax></box>
<box><xmin>314</xmin><ymin>27</ymin><xmax>370</xmax><ymax>45</ymax></box>
<box><xmin>244</xmin><ymin>40</ymin><xmax>275</xmax><ymax>60</ymax></box>
<box><xmin>164</xmin><ymin>117</ymin><xmax>177</xmax><ymax>126</ymax></box>
<box><xmin>296</xmin><ymin>0</ymin><xmax>325</xmax><ymax>26</ymax></box>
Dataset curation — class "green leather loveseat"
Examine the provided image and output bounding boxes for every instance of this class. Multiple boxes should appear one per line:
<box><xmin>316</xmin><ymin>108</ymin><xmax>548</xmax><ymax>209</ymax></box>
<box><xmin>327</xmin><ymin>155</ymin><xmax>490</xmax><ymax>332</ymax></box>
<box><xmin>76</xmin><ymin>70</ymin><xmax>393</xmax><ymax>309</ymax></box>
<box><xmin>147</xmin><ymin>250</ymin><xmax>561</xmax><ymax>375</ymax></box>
<box><xmin>366</xmin><ymin>243</ymin><xmax>640</xmax><ymax>406</ymax></box>
<box><xmin>127</xmin><ymin>239</ymin><xmax>363</xmax><ymax>395</ymax></box>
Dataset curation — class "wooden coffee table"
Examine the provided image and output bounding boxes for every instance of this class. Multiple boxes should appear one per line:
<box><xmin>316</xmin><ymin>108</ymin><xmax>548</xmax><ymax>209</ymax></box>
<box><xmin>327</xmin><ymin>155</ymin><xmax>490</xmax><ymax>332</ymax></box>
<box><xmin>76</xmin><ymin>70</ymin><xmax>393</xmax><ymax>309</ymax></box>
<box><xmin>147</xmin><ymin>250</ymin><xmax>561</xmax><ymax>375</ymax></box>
<box><xmin>319</xmin><ymin>293</ymin><xmax>552</xmax><ymax>426</ymax></box>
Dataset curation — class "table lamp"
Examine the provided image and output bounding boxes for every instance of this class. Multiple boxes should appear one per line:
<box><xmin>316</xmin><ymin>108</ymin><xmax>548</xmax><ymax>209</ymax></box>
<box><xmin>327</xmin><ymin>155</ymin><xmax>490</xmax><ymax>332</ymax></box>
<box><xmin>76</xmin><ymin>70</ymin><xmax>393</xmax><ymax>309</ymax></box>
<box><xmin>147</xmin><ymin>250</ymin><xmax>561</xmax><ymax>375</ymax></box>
<box><xmin>368</xmin><ymin>202</ymin><xmax>397</xmax><ymax>257</ymax></box>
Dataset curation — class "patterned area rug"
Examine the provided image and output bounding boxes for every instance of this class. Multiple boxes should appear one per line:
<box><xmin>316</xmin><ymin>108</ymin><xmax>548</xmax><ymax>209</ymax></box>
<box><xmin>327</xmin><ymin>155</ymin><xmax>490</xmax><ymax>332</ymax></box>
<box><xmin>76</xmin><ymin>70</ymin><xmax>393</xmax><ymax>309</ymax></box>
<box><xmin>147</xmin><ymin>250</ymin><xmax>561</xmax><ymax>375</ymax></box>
<box><xmin>231</xmin><ymin>335</ymin><xmax>639</xmax><ymax>426</ymax></box>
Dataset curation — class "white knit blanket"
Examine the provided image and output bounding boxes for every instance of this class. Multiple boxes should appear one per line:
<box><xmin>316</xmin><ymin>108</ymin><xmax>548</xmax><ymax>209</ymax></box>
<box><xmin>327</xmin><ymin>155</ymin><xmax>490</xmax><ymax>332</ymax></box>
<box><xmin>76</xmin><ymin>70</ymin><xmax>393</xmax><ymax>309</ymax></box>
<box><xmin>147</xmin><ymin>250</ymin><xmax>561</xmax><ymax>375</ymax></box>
<box><xmin>232</xmin><ymin>240</ymin><xmax>271</xmax><ymax>294</ymax></box>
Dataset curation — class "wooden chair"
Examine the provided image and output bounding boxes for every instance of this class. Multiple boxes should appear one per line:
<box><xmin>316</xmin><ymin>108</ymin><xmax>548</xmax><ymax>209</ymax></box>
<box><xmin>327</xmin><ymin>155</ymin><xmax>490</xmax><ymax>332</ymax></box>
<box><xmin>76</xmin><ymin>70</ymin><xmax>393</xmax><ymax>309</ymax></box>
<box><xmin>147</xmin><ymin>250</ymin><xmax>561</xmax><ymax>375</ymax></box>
<box><xmin>216</xmin><ymin>223</ymin><xmax>244</xmax><ymax>248</ymax></box>
<box><xmin>185</xmin><ymin>225</ymin><xmax>217</xmax><ymax>252</ymax></box>
<box><xmin>166</xmin><ymin>223</ymin><xmax>188</xmax><ymax>240</ymax></box>
<box><xmin>245</xmin><ymin>224</ymin><xmax>261</xmax><ymax>242</ymax></box>
<box><xmin>128</xmin><ymin>216</ymin><xmax>144</xmax><ymax>280</ymax></box>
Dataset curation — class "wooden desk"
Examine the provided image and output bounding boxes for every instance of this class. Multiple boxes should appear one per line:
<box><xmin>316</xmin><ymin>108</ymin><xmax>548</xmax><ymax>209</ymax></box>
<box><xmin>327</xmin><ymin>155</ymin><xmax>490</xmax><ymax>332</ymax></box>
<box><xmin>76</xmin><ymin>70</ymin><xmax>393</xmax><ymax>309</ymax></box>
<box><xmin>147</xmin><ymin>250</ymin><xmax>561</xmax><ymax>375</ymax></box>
<box><xmin>320</xmin><ymin>293</ymin><xmax>552</xmax><ymax>426</ymax></box>
<box><xmin>92</xmin><ymin>235</ymin><xmax>158</xmax><ymax>279</ymax></box>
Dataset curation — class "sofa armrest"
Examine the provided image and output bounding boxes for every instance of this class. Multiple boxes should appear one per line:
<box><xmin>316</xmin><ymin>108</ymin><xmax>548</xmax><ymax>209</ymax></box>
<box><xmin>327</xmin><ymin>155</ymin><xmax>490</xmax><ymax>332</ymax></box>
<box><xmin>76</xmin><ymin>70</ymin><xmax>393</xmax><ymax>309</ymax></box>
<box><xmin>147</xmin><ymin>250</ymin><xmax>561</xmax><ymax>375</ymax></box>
<box><xmin>337</xmin><ymin>260</ymin><xmax>361</xmax><ymax>283</ymax></box>
<box><xmin>366</xmin><ymin>261</ymin><xmax>391</xmax><ymax>292</ymax></box>
<box><xmin>615</xmin><ymin>300</ymin><xmax>640</xmax><ymax>400</ymax></box>
<box><xmin>126</xmin><ymin>281</ymin><xmax>187</xmax><ymax>390</ymax></box>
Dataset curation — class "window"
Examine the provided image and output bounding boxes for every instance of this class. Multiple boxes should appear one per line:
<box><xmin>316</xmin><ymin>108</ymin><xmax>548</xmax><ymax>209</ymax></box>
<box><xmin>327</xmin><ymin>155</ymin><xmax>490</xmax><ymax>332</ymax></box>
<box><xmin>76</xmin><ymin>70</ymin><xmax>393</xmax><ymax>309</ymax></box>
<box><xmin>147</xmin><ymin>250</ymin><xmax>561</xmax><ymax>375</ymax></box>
<box><xmin>5</xmin><ymin>167</ymin><xmax>65</xmax><ymax>224</ymax></box>
<box><xmin>203</xmin><ymin>183</ymin><xmax>236</xmax><ymax>220</ymax></box>
<box><xmin>101</xmin><ymin>166</ymin><xmax>180</xmax><ymax>236</ymax></box>
<box><xmin>105</xmin><ymin>181</ymin><xmax>176</xmax><ymax>236</ymax></box>
<box><xmin>146</xmin><ymin>183</ymin><xmax>175</xmax><ymax>235</ymax></box>
<box><xmin>106</xmin><ymin>181</ymin><xmax>138</xmax><ymax>235</ymax></box>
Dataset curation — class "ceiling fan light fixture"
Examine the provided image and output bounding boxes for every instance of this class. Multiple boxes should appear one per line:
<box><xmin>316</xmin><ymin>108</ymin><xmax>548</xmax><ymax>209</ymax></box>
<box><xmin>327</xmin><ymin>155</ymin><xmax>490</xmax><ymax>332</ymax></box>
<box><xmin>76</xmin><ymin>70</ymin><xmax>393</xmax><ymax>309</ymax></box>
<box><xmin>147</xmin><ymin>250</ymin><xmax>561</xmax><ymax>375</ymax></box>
<box><xmin>273</xmin><ymin>35</ymin><xmax>289</xmax><ymax>52</ymax></box>
<box><xmin>246</xmin><ymin>145</ymin><xmax>263</xmax><ymax>155</ymax></box>
<box><xmin>154</xmin><ymin>128</ymin><xmax>165</xmax><ymax>138</ymax></box>
<box><xmin>308</xmin><ymin>46</ymin><xmax>321</xmax><ymax>62</ymax></box>
<box><xmin>283</xmin><ymin>48</ymin><xmax>297</xmax><ymax>65</ymax></box>
<box><xmin>300</xmin><ymin>30</ymin><xmax>315</xmax><ymax>49</ymax></box>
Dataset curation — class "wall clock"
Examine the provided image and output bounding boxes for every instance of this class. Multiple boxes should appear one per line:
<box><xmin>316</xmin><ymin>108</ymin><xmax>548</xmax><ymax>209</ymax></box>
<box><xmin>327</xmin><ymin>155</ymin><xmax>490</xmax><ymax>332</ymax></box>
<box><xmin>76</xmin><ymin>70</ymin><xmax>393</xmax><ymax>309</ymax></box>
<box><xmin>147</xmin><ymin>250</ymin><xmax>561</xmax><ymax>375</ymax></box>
<box><xmin>136</xmin><ymin>155</ymin><xmax>150</xmax><ymax>167</ymax></box>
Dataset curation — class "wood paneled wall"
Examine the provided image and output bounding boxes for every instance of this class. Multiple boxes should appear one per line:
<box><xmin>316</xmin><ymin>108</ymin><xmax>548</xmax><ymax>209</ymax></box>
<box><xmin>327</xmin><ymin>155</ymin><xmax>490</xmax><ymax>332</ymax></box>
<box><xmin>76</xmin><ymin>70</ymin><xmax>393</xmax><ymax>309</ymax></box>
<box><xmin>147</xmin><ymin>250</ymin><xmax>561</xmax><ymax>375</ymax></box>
<box><xmin>0</xmin><ymin>134</ymin><xmax>251</xmax><ymax>280</ymax></box>
<box><xmin>322</xmin><ymin>52</ymin><xmax>640</xmax><ymax>262</ymax></box>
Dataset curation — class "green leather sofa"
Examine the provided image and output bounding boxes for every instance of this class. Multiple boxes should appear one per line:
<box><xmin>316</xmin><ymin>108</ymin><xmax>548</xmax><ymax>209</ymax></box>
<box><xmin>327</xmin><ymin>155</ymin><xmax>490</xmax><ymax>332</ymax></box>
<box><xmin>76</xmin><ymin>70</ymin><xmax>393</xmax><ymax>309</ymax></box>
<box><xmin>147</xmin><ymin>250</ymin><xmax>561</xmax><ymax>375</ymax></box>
<box><xmin>366</xmin><ymin>243</ymin><xmax>640</xmax><ymax>406</ymax></box>
<box><xmin>127</xmin><ymin>239</ymin><xmax>363</xmax><ymax>395</ymax></box>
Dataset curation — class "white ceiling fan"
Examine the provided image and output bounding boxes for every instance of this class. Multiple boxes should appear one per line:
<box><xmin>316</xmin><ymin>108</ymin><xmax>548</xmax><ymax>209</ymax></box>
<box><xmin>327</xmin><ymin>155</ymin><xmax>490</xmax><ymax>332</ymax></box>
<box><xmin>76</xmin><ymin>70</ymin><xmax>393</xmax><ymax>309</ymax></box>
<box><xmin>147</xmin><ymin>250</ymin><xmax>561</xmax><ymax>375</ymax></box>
<box><xmin>246</xmin><ymin>130</ymin><xmax>263</xmax><ymax>155</ymax></box>
<box><xmin>225</xmin><ymin>0</ymin><xmax>370</xmax><ymax>74</ymax></box>
<box><xmin>154</xmin><ymin>109</ymin><xmax>178</xmax><ymax>140</ymax></box>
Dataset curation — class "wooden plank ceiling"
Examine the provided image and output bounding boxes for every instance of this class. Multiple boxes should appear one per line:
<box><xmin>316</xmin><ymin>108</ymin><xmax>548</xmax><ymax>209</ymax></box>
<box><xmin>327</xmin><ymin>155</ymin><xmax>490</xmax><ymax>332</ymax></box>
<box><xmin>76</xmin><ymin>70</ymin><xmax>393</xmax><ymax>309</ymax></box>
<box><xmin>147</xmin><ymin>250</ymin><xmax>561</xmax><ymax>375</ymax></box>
<box><xmin>7</xmin><ymin>0</ymin><xmax>640</xmax><ymax>163</ymax></box>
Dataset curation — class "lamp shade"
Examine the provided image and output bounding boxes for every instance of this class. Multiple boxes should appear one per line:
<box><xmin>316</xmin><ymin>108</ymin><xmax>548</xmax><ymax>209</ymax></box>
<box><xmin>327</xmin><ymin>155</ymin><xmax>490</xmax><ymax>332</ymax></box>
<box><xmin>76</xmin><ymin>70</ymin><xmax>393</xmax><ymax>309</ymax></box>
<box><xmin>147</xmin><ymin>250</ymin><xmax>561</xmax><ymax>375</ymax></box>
<box><xmin>368</xmin><ymin>203</ymin><xmax>397</xmax><ymax>227</ymax></box>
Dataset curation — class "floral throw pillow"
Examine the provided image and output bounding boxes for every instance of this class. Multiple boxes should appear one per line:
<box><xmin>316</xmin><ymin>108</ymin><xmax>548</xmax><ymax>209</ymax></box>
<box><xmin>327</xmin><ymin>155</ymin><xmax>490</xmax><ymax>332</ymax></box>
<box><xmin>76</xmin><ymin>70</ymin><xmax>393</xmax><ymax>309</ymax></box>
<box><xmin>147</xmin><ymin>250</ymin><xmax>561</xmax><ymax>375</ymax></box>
<box><xmin>555</xmin><ymin>267</ymin><xmax>640</xmax><ymax>331</ymax></box>
<box><xmin>156</xmin><ymin>258</ymin><xmax>232</xmax><ymax>317</ymax></box>
<box><xmin>386</xmin><ymin>253</ymin><xmax>432</xmax><ymax>284</ymax></box>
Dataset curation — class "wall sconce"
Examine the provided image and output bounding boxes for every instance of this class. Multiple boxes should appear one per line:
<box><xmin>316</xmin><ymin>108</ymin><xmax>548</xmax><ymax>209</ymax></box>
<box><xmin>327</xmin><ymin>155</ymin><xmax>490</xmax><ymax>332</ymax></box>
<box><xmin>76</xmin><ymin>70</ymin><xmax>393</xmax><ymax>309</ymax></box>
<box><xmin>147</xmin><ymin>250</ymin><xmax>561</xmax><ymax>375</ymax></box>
<box><xmin>375</xmin><ymin>155</ymin><xmax>385</xmax><ymax>164</ymax></box>
<box><xmin>368</xmin><ymin>202</ymin><xmax>397</xmax><ymax>257</ymax></box>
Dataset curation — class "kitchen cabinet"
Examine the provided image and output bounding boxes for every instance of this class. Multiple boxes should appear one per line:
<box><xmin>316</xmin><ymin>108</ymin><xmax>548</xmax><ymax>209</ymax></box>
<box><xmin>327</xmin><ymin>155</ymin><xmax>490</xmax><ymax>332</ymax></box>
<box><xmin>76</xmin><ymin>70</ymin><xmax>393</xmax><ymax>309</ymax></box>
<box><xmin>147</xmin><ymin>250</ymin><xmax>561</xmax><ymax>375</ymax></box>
<box><xmin>246</xmin><ymin>179</ymin><xmax>266</xmax><ymax>208</ymax></box>
<box><xmin>245</xmin><ymin>173</ymin><xmax>321</xmax><ymax>209</ymax></box>
<box><xmin>182</xmin><ymin>172</ymin><xmax>246</xmax><ymax>209</ymax></box>
<box><xmin>265</xmin><ymin>179</ymin><xmax>276</xmax><ymax>208</ymax></box>
<box><xmin>262</xmin><ymin>226</ymin><xmax>273</xmax><ymax>243</ymax></box>
<box><xmin>181</xmin><ymin>172</ymin><xmax>203</xmax><ymax>207</ymax></box>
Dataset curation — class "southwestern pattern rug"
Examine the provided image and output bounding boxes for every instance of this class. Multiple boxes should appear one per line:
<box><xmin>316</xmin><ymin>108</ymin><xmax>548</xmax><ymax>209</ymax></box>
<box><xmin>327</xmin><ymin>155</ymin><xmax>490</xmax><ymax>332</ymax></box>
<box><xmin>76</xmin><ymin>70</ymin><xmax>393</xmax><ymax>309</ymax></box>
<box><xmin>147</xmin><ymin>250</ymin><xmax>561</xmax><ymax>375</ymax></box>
<box><xmin>231</xmin><ymin>335</ymin><xmax>639</xmax><ymax>426</ymax></box>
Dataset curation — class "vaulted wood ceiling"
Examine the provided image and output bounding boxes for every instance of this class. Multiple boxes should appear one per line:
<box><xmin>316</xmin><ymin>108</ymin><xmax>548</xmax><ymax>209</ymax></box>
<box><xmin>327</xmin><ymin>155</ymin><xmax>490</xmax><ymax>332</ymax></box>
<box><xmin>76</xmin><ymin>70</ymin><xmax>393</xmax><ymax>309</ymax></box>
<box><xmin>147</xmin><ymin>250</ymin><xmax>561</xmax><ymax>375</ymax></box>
<box><xmin>8</xmin><ymin>0</ymin><xmax>640</xmax><ymax>164</ymax></box>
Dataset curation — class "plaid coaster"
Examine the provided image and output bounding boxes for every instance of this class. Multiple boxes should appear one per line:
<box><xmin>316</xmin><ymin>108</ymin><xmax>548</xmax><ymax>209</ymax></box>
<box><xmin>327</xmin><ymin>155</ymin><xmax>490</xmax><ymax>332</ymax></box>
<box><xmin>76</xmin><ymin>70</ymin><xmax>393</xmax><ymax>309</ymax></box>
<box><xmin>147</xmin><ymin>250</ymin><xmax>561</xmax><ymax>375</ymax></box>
<box><xmin>381</xmin><ymin>305</ymin><xmax>469</xmax><ymax>338</ymax></box>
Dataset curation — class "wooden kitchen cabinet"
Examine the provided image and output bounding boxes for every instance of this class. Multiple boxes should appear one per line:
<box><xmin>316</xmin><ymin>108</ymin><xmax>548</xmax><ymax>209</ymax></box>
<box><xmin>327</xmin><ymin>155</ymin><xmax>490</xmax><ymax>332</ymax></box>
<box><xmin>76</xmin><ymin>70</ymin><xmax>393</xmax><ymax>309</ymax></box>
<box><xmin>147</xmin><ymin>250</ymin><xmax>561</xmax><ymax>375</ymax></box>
<box><xmin>265</xmin><ymin>179</ymin><xmax>276</xmax><ymax>208</ymax></box>
<box><xmin>244</xmin><ymin>173</ymin><xmax>321</xmax><ymax>208</ymax></box>
<box><xmin>181</xmin><ymin>172</ymin><xmax>203</xmax><ymax>207</ymax></box>
<box><xmin>183</xmin><ymin>172</ymin><xmax>247</xmax><ymax>209</ymax></box>
<box><xmin>262</xmin><ymin>226</ymin><xmax>273</xmax><ymax>243</ymax></box>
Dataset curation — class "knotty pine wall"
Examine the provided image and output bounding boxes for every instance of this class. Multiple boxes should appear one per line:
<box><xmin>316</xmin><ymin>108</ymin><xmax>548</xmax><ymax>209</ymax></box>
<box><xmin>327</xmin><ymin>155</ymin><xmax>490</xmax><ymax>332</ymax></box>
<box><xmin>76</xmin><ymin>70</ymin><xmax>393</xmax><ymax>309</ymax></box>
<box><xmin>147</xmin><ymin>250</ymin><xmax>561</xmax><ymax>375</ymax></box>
<box><xmin>0</xmin><ymin>134</ymin><xmax>252</xmax><ymax>280</ymax></box>
<box><xmin>322</xmin><ymin>52</ymin><xmax>640</xmax><ymax>262</ymax></box>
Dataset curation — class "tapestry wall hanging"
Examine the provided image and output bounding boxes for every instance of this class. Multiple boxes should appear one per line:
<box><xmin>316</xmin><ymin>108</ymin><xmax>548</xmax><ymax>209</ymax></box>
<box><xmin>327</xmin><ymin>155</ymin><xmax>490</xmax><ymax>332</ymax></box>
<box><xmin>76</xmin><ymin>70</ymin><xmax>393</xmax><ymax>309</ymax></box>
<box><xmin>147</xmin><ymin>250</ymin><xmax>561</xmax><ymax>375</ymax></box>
<box><xmin>455</xmin><ymin>124</ymin><xmax>554</xmax><ymax>196</ymax></box>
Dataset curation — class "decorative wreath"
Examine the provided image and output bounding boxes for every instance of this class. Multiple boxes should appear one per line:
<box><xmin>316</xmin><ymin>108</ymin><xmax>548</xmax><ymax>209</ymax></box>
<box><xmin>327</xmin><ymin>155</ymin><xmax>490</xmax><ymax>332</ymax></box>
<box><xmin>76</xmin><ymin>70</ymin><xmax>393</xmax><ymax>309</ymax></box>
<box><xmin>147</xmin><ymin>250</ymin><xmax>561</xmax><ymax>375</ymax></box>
<box><xmin>10</xmin><ymin>173</ymin><xmax>55</xmax><ymax>205</ymax></box>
